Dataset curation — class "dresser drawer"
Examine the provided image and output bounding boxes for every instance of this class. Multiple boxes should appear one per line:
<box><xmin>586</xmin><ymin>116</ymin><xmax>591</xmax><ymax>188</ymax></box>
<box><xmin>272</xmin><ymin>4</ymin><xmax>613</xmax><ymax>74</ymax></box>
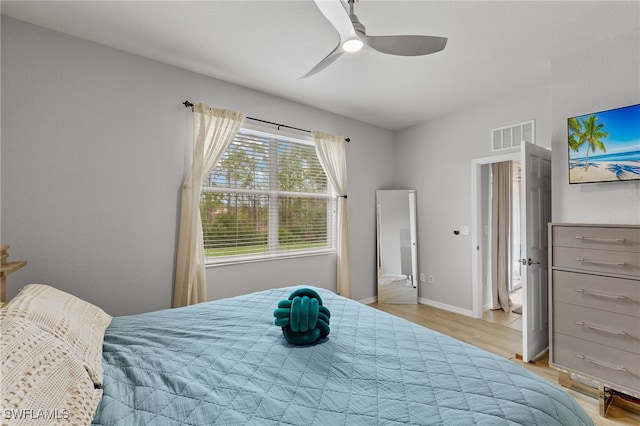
<box><xmin>552</xmin><ymin>270</ymin><xmax>640</xmax><ymax>317</ymax></box>
<box><xmin>553</xmin><ymin>246</ymin><xmax>640</xmax><ymax>277</ymax></box>
<box><xmin>552</xmin><ymin>226</ymin><xmax>640</xmax><ymax>252</ymax></box>
<box><xmin>553</xmin><ymin>302</ymin><xmax>640</xmax><ymax>354</ymax></box>
<box><xmin>553</xmin><ymin>334</ymin><xmax>640</xmax><ymax>393</ymax></box>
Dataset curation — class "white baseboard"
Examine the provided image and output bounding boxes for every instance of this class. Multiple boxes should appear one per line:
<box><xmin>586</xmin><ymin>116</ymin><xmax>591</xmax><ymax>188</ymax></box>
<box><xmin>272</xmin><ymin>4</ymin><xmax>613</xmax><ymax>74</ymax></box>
<box><xmin>358</xmin><ymin>296</ymin><xmax>378</xmax><ymax>305</ymax></box>
<box><xmin>358</xmin><ymin>295</ymin><xmax>473</xmax><ymax>318</ymax></box>
<box><xmin>418</xmin><ymin>297</ymin><xmax>474</xmax><ymax>318</ymax></box>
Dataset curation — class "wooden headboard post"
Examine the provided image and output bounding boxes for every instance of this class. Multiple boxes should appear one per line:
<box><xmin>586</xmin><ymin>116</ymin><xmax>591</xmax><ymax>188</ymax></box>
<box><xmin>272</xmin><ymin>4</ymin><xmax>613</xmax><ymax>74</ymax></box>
<box><xmin>0</xmin><ymin>245</ymin><xmax>27</xmax><ymax>307</ymax></box>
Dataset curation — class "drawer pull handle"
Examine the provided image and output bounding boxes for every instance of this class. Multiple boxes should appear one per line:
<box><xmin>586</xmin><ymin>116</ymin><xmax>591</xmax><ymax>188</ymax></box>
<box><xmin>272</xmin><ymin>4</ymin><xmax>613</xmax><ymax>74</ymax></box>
<box><xmin>576</xmin><ymin>321</ymin><xmax>627</xmax><ymax>336</ymax></box>
<box><xmin>576</xmin><ymin>354</ymin><xmax>627</xmax><ymax>373</ymax></box>
<box><xmin>575</xmin><ymin>288</ymin><xmax>627</xmax><ymax>300</ymax></box>
<box><xmin>575</xmin><ymin>236</ymin><xmax>626</xmax><ymax>243</ymax></box>
<box><xmin>576</xmin><ymin>258</ymin><xmax>626</xmax><ymax>267</ymax></box>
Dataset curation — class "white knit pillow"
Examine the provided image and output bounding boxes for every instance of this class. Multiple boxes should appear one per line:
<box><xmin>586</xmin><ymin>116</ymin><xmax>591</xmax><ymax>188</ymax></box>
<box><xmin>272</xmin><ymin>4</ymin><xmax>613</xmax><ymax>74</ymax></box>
<box><xmin>1</xmin><ymin>317</ymin><xmax>103</xmax><ymax>425</ymax></box>
<box><xmin>3</xmin><ymin>284</ymin><xmax>112</xmax><ymax>385</ymax></box>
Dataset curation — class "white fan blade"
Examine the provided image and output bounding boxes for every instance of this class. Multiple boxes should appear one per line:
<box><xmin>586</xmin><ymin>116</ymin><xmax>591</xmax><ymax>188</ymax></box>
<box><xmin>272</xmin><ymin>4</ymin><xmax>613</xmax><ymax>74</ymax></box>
<box><xmin>299</xmin><ymin>41</ymin><xmax>344</xmax><ymax>79</ymax></box>
<box><xmin>314</xmin><ymin>0</ymin><xmax>356</xmax><ymax>40</ymax></box>
<box><xmin>301</xmin><ymin>0</ymin><xmax>356</xmax><ymax>78</ymax></box>
<box><xmin>362</xmin><ymin>34</ymin><xmax>447</xmax><ymax>56</ymax></box>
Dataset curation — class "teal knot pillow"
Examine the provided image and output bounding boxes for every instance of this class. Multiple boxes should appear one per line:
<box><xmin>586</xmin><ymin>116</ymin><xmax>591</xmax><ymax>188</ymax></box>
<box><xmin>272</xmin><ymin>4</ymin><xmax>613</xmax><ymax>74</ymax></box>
<box><xmin>273</xmin><ymin>288</ymin><xmax>330</xmax><ymax>345</ymax></box>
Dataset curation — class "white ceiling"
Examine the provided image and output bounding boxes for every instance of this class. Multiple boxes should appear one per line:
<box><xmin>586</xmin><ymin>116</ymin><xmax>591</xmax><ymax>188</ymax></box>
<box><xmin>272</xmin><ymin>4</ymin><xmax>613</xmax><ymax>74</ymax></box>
<box><xmin>2</xmin><ymin>1</ymin><xmax>639</xmax><ymax>130</ymax></box>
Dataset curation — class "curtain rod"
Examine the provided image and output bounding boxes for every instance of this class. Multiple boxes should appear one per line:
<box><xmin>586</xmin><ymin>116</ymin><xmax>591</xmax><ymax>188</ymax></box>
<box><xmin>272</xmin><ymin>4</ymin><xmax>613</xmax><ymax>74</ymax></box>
<box><xmin>183</xmin><ymin>101</ymin><xmax>350</xmax><ymax>143</ymax></box>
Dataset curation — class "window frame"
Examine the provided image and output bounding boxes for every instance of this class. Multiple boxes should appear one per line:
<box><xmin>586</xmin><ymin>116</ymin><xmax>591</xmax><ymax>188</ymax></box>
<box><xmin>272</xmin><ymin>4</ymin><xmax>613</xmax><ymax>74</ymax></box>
<box><xmin>201</xmin><ymin>124</ymin><xmax>337</xmax><ymax>266</ymax></box>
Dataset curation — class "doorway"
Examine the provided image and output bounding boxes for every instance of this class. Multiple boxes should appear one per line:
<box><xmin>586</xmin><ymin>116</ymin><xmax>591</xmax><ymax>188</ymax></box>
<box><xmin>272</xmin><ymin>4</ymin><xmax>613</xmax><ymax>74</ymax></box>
<box><xmin>470</xmin><ymin>152</ymin><xmax>519</xmax><ymax>320</ymax></box>
<box><xmin>477</xmin><ymin>160</ymin><xmax>523</xmax><ymax>324</ymax></box>
<box><xmin>471</xmin><ymin>154</ymin><xmax>523</xmax><ymax>335</ymax></box>
<box><xmin>471</xmin><ymin>143</ymin><xmax>552</xmax><ymax>362</ymax></box>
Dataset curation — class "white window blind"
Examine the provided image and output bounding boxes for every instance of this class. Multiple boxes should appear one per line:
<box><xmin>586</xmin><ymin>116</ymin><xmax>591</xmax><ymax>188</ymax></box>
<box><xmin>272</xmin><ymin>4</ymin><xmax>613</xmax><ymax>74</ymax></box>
<box><xmin>200</xmin><ymin>128</ymin><xmax>336</xmax><ymax>262</ymax></box>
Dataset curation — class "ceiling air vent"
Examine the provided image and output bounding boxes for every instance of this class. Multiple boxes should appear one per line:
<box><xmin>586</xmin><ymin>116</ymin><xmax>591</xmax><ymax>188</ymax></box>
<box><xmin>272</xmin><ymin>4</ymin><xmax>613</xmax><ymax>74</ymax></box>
<box><xmin>491</xmin><ymin>120</ymin><xmax>535</xmax><ymax>151</ymax></box>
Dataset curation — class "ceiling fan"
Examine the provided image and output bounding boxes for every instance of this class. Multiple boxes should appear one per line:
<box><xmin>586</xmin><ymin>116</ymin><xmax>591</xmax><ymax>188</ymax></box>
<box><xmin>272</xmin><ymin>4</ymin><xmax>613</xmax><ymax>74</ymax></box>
<box><xmin>301</xmin><ymin>0</ymin><xmax>447</xmax><ymax>78</ymax></box>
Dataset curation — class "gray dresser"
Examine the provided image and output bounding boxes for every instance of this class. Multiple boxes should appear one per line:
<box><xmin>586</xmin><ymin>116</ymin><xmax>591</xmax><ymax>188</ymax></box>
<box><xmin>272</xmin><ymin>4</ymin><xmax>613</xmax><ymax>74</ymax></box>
<box><xmin>549</xmin><ymin>223</ymin><xmax>640</xmax><ymax>415</ymax></box>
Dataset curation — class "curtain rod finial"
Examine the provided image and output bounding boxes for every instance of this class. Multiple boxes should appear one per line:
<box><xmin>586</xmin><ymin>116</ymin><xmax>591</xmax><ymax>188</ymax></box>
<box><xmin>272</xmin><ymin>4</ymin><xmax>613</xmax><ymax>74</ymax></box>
<box><xmin>183</xmin><ymin>101</ymin><xmax>193</xmax><ymax>108</ymax></box>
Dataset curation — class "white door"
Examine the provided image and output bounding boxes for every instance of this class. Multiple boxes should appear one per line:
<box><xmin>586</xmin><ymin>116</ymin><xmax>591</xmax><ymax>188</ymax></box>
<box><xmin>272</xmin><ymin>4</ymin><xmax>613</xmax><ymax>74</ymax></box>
<box><xmin>520</xmin><ymin>142</ymin><xmax>552</xmax><ymax>362</ymax></box>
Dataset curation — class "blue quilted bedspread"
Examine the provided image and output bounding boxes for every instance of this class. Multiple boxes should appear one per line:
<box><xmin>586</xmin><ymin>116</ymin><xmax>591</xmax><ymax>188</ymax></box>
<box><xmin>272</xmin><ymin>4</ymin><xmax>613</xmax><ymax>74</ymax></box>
<box><xmin>92</xmin><ymin>287</ymin><xmax>593</xmax><ymax>425</ymax></box>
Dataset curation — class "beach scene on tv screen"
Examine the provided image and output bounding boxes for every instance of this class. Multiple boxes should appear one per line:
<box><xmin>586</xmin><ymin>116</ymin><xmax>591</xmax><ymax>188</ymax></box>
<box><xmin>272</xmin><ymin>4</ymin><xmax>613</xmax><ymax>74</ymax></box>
<box><xmin>568</xmin><ymin>104</ymin><xmax>640</xmax><ymax>183</ymax></box>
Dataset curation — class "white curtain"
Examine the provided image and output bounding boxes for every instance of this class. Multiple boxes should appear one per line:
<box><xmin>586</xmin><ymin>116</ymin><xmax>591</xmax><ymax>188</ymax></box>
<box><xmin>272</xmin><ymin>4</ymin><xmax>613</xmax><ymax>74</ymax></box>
<box><xmin>173</xmin><ymin>103</ymin><xmax>245</xmax><ymax>308</ymax></box>
<box><xmin>491</xmin><ymin>161</ymin><xmax>512</xmax><ymax>312</ymax></box>
<box><xmin>313</xmin><ymin>131</ymin><xmax>351</xmax><ymax>298</ymax></box>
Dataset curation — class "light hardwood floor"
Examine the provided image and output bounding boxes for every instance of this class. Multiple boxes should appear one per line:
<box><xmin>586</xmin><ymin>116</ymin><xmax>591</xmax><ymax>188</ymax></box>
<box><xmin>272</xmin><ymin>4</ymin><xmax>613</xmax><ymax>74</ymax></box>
<box><xmin>369</xmin><ymin>302</ymin><xmax>640</xmax><ymax>426</ymax></box>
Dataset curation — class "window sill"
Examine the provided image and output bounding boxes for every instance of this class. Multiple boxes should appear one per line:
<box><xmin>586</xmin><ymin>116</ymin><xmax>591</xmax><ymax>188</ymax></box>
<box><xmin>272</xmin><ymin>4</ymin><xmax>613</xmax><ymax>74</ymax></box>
<box><xmin>204</xmin><ymin>249</ymin><xmax>336</xmax><ymax>268</ymax></box>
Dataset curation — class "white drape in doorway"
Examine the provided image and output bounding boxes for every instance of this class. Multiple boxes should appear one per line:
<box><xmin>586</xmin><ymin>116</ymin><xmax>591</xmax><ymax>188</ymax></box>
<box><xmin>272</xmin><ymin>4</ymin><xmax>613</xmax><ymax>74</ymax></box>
<box><xmin>491</xmin><ymin>161</ymin><xmax>512</xmax><ymax>312</ymax></box>
<box><xmin>173</xmin><ymin>103</ymin><xmax>245</xmax><ymax>308</ymax></box>
<box><xmin>313</xmin><ymin>131</ymin><xmax>351</xmax><ymax>298</ymax></box>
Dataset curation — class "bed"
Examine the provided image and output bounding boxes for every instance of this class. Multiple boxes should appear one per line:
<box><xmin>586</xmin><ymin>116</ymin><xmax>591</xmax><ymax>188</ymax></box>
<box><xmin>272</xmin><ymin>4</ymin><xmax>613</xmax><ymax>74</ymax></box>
<box><xmin>1</xmin><ymin>284</ymin><xmax>593</xmax><ymax>425</ymax></box>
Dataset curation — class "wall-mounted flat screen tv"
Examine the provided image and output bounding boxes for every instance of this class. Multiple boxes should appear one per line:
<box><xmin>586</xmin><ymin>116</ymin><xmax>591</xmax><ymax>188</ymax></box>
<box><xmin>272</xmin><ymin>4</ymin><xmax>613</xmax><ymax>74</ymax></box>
<box><xmin>568</xmin><ymin>103</ymin><xmax>640</xmax><ymax>184</ymax></box>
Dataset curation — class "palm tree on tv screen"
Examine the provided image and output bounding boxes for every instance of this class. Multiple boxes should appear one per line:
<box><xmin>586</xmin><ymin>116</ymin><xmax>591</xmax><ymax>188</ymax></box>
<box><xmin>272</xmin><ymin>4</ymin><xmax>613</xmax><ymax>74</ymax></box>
<box><xmin>573</xmin><ymin>114</ymin><xmax>609</xmax><ymax>171</ymax></box>
<box><xmin>567</xmin><ymin>117</ymin><xmax>584</xmax><ymax>154</ymax></box>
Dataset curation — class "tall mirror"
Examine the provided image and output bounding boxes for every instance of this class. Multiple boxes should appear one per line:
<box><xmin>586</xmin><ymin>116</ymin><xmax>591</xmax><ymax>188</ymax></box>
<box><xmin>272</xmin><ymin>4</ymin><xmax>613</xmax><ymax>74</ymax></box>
<box><xmin>376</xmin><ymin>190</ymin><xmax>418</xmax><ymax>304</ymax></box>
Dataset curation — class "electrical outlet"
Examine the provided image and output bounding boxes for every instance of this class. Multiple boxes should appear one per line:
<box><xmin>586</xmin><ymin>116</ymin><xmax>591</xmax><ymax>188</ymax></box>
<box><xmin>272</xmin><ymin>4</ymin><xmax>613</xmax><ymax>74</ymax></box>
<box><xmin>419</xmin><ymin>273</ymin><xmax>425</xmax><ymax>282</ymax></box>
<box><xmin>428</xmin><ymin>275</ymin><xmax>434</xmax><ymax>283</ymax></box>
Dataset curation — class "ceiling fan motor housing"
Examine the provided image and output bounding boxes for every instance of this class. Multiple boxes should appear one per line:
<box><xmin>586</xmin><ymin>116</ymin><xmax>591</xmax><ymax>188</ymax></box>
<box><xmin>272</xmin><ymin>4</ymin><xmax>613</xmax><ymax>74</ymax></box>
<box><xmin>351</xmin><ymin>16</ymin><xmax>366</xmax><ymax>36</ymax></box>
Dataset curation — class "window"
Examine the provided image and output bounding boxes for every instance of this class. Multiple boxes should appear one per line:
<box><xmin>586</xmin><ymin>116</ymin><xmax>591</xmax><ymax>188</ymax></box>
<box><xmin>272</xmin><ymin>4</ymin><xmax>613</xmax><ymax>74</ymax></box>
<box><xmin>200</xmin><ymin>127</ymin><xmax>336</xmax><ymax>262</ymax></box>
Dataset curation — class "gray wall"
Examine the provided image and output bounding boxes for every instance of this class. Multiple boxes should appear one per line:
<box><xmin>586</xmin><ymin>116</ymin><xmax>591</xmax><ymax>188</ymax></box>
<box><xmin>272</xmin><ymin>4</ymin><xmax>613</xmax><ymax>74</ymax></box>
<box><xmin>551</xmin><ymin>31</ymin><xmax>640</xmax><ymax>224</ymax></box>
<box><xmin>1</xmin><ymin>17</ymin><xmax>395</xmax><ymax>316</ymax></box>
<box><xmin>0</xmin><ymin>4</ymin><xmax>3</xmax><ymax>247</ymax></box>
<box><xmin>393</xmin><ymin>85</ymin><xmax>552</xmax><ymax>312</ymax></box>
<box><xmin>4</xmin><ymin>16</ymin><xmax>637</xmax><ymax>318</ymax></box>
<box><xmin>393</xmin><ymin>28</ymin><xmax>639</xmax><ymax>314</ymax></box>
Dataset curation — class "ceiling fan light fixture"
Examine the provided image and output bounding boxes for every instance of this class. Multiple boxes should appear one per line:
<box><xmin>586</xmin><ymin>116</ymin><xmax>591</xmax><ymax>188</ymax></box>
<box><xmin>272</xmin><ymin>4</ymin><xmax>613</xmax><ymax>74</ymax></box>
<box><xmin>342</xmin><ymin>38</ymin><xmax>363</xmax><ymax>52</ymax></box>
